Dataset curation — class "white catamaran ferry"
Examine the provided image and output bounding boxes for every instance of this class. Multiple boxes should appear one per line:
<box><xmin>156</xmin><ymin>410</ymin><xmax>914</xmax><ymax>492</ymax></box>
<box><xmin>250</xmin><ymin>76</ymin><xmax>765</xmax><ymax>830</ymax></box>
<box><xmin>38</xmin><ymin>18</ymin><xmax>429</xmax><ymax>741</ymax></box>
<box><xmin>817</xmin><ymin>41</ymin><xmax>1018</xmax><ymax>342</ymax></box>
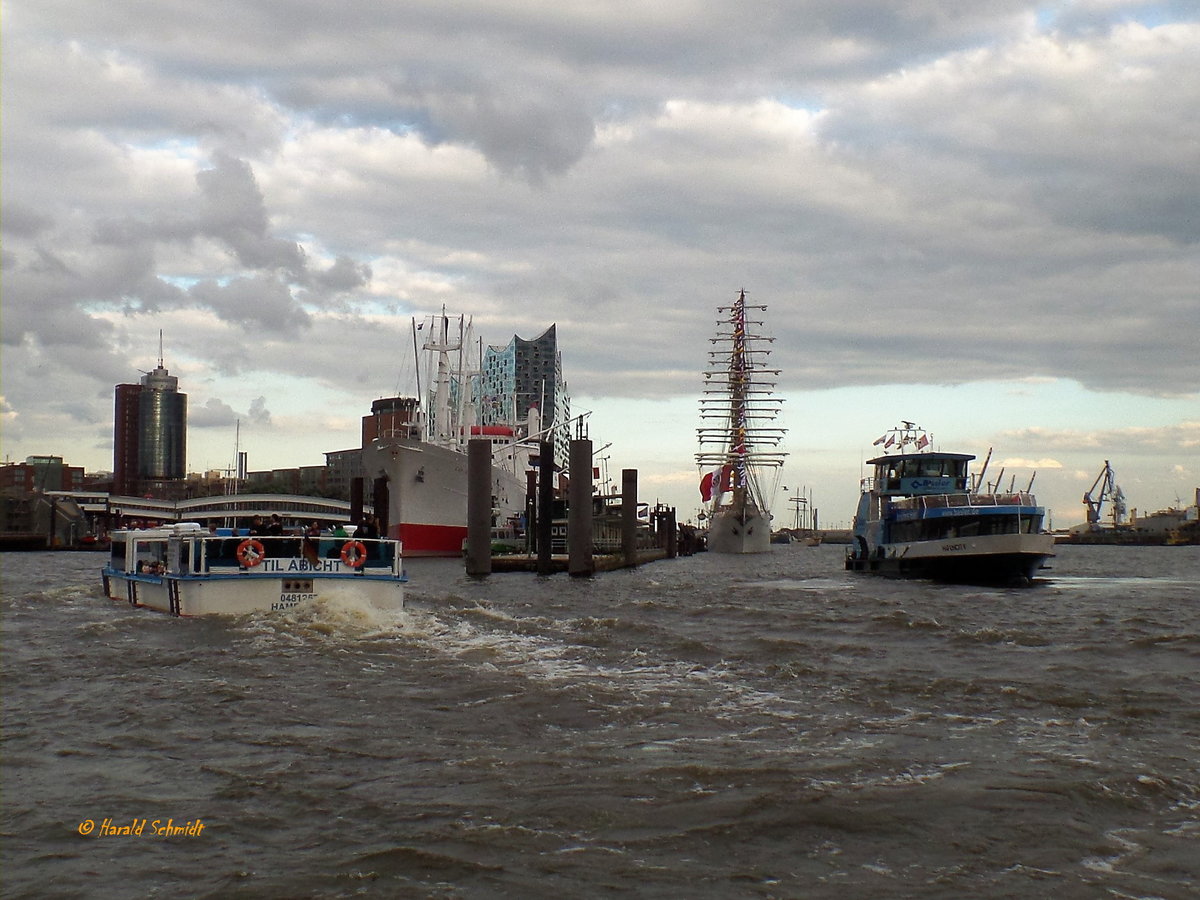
<box><xmin>101</xmin><ymin>524</ymin><xmax>406</xmax><ymax>616</ymax></box>
<box><xmin>845</xmin><ymin>423</ymin><xmax>1055</xmax><ymax>585</ymax></box>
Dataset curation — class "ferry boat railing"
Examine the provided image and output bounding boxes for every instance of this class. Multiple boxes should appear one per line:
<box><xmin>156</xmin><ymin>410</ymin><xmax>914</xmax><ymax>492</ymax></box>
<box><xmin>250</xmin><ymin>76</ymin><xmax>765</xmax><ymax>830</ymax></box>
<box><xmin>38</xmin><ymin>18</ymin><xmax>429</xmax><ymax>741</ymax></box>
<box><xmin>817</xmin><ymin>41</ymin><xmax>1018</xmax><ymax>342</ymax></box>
<box><xmin>113</xmin><ymin>533</ymin><xmax>404</xmax><ymax>579</ymax></box>
<box><xmin>890</xmin><ymin>492</ymin><xmax>1039</xmax><ymax>512</ymax></box>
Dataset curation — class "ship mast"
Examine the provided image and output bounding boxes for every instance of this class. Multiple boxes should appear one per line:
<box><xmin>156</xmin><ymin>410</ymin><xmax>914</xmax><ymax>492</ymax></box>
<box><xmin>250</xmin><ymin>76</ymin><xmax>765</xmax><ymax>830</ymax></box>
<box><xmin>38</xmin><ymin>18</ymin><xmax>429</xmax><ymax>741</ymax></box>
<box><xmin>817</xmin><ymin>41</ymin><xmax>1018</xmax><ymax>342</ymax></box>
<box><xmin>696</xmin><ymin>289</ymin><xmax>787</xmax><ymax>511</ymax></box>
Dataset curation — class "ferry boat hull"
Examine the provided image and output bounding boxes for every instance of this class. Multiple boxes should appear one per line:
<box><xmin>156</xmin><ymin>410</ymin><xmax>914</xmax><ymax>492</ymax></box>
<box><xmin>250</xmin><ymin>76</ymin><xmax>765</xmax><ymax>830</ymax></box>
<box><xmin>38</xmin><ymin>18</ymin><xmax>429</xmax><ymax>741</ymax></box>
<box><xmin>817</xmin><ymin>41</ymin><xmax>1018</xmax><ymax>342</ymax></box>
<box><xmin>846</xmin><ymin>532</ymin><xmax>1055</xmax><ymax>584</ymax></box>
<box><xmin>101</xmin><ymin>526</ymin><xmax>406</xmax><ymax>616</ymax></box>
<box><xmin>103</xmin><ymin>570</ymin><xmax>406</xmax><ymax>617</ymax></box>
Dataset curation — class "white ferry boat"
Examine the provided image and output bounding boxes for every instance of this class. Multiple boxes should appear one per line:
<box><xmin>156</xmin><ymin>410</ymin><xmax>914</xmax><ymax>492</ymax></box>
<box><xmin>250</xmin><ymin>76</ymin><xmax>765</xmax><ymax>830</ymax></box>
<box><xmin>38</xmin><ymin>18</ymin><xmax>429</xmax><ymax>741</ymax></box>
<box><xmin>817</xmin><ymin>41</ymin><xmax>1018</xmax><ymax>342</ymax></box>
<box><xmin>101</xmin><ymin>524</ymin><xmax>406</xmax><ymax>616</ymax></box>
<box><xmin>845</xmin><ymin>423</ymin><xmax>1055</xmax><ymax>585</ymax></box>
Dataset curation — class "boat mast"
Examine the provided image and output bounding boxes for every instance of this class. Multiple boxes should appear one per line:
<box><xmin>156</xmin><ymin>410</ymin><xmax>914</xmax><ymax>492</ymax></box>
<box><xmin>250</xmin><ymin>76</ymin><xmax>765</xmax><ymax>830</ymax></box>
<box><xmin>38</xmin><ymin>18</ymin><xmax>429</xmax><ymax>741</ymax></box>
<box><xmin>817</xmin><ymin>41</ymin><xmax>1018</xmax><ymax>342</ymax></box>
<box><xmin>729</xmin><ymin>290</ymin><xmax>750</xmax><ymax>501</ymax></box>
<box><xmin>696</xmin><ymin>289</ymin><xmax>787</xmax><ymax>512</ymax></box>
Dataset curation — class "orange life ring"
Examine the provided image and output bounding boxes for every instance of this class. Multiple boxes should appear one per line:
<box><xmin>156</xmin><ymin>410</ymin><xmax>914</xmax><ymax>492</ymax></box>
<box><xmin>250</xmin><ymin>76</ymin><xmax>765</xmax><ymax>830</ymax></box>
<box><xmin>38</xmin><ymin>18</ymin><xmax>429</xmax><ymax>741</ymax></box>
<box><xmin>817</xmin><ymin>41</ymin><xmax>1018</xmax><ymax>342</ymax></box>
<box><xmin>341</xmin><ymin>540</ymin><xmax>368</xmax><ymax>568</ymax></box>
<box><xmin>236</xmin><ymin>538</ymin><xmax>265</xmax><ymax>567</ymax></box>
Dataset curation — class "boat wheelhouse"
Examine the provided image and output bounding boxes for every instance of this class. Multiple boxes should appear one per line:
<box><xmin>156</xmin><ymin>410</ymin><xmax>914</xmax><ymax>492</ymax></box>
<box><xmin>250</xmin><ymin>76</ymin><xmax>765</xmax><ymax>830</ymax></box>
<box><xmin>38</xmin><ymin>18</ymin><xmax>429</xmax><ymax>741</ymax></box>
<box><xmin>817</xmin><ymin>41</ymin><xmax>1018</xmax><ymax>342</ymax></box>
<box><xmin>846</xmin><ymin>424</ymin><xmax>1054</xmax><ymax>585</ymax></box>
<box><xmin>101</xmin><ymin>524</ymin><xmax>406</xmax><ymax>616</ymax></box>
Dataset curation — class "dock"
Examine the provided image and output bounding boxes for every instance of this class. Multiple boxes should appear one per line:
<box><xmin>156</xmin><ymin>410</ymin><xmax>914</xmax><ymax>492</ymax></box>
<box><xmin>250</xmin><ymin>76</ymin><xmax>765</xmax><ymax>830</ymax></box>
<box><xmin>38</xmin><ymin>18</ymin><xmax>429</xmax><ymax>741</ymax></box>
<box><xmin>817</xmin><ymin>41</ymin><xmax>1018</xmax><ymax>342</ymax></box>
<box><xmin>487</xmin><ymin>548</ymin><xmax>669</xmax><ymax>574</ymax></box>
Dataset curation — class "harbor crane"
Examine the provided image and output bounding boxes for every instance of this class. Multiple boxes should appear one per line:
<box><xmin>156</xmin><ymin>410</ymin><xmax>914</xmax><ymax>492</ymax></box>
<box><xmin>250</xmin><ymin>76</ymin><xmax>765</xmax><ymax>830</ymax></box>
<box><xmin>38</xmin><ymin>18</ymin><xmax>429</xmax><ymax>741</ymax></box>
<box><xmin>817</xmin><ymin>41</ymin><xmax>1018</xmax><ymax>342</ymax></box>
<box><xmin>1083</xmin><ymin>460</ymin><xmax>1127</xmax><ymax>529</ymax></box>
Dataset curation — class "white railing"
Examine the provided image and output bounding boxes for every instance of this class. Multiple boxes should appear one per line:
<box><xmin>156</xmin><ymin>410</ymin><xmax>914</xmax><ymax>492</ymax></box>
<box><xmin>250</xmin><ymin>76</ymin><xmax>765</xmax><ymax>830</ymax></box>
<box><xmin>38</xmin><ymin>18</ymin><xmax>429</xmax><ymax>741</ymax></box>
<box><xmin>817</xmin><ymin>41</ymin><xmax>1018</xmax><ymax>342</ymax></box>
<box><xmin>890</xmin><ymin>492</ymin><xmax>1038</xmax><ymax>512</ymax></box>
<box><xmin>116</xmin><ymin>534</ymin><xmax>404</xmax><ymax>578</ymax></box>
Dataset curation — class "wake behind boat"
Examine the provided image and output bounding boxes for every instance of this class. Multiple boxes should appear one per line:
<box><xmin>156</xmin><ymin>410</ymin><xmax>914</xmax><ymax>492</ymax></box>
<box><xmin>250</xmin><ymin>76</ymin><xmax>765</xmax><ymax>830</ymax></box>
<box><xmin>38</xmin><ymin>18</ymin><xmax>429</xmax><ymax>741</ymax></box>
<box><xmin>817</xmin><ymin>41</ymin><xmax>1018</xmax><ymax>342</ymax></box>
<box><xmin>696</xmin><ymin>290</ymin><xmax>787</xmax><ymax>554</ymax></box>
<box><xmin>101</xmin><ymin>524</ymin><xmax>406</xmax><ymax>616</ymax></box>
<box><xmin>845</xmin><ymin>423</ymin><xmax>1055</xmax><ymax>585</ymax></box>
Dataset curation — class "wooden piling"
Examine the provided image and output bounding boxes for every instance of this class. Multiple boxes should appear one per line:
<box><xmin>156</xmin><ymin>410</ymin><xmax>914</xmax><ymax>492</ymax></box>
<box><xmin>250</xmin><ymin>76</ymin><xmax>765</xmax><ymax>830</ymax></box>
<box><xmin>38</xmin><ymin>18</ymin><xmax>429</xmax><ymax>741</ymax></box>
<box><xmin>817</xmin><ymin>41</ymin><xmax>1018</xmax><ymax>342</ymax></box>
<box><xmin>621</xmin><ymin>468</ymin><xmax>638</xmax><ymax>567</ymax></box>
<box><xmin>537</xmin><ymin>440</ymin><xmax>554</xmax><ymax>576</ymax></box>
<box><xmin>568</xmin><ymin>438</ymin><xmax>594</xmax><ymax>577</ymax></box>
<box><xmin>465</xmin><ymin>438</ymin><xmax>492</xmax><ymax>578</ymax></box>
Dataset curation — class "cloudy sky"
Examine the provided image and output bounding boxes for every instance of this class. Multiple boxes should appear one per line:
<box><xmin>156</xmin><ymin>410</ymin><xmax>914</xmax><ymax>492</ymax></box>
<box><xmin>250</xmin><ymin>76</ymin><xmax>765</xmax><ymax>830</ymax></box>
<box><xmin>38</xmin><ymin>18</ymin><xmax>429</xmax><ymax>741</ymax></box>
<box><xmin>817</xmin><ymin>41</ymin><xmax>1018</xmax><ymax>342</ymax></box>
<box><xmin>3</xmin><ymin>0</ymin><xmax>1197</xmax><ymax>527</ymax></box>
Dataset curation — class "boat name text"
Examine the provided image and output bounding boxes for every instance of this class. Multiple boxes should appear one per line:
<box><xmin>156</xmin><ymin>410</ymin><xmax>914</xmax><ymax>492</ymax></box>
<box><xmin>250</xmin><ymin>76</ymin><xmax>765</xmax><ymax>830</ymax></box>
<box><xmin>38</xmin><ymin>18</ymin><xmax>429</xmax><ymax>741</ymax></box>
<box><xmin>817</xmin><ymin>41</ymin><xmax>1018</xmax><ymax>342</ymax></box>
<box><xmin>259</xmin><ymin>558</ymin><xmax>346</xmax><ymax>573</ymax></box>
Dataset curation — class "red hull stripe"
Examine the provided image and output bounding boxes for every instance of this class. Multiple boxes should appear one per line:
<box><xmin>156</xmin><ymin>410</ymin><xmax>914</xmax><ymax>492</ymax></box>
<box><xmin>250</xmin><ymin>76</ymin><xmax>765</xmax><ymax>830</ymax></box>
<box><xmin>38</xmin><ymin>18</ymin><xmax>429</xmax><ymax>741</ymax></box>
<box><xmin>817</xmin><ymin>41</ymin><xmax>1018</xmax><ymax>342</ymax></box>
<box><xmin>391</xmin><ymin>522</ymin><xmax>466</xmax><ymax>557</ymax></box>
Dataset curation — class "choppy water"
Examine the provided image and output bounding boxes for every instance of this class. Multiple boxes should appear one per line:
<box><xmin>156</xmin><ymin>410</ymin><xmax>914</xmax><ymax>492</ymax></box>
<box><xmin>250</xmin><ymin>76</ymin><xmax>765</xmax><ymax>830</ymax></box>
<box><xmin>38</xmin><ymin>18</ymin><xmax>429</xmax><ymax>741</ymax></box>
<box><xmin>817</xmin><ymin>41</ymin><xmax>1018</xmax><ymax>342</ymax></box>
<box><xmin>3</xmin><ymin>545</ymin><xmax>1198</xmax><ymax>898</ymax></box>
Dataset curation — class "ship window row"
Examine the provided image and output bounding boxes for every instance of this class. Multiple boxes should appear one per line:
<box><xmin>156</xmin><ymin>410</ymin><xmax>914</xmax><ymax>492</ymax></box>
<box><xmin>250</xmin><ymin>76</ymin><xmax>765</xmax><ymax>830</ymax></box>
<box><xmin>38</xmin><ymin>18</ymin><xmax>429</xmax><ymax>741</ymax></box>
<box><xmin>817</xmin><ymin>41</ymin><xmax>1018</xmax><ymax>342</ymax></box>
<box><xmin>878</xmin><ymin>458</ymin><xmax>968</xmax><ymax>480</ymax></box>
<box><xmin>889</xmin><ymin>515</ymin><xmax>1041</xmax><ymax>542</ymax></box>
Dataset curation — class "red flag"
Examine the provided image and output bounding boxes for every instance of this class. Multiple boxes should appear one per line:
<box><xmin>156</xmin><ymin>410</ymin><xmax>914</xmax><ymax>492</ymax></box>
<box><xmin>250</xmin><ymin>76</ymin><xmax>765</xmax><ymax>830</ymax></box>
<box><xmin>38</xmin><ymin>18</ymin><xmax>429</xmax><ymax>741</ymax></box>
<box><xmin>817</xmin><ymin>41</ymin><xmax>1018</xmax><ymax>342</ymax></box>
<box><xmin>700</xmin><ymin>471</ymin><xmax>715</xmax><ymax>501</ymax></box>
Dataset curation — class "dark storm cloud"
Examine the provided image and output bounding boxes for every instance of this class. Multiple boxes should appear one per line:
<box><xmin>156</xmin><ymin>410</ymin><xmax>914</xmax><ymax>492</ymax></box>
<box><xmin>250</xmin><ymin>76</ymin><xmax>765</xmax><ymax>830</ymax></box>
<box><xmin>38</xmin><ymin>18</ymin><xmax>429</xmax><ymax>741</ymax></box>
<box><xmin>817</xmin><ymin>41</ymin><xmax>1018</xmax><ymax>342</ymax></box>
<box><xmin>189</xmin><ymin>275</ymin><xmax>313</xmax><ymax>333</ymax></box>
<box><xmin>310</xmin><ymin>256</ymin><xmax>372</xmax><ymax>294</ymax></box>
<box><xmin>189</xmin><ymin>397</ymin><xmax>239</xmax><ymax>428</ymax></box>
<box><xmin>193</xmin><ymin>153</ymin><xmax>308</xmax><ymax>276</ymax></box>
<box><xmin>189</xmin><ymin>395</ymin><xmax>273</xmax><ymax>428</ymax></box>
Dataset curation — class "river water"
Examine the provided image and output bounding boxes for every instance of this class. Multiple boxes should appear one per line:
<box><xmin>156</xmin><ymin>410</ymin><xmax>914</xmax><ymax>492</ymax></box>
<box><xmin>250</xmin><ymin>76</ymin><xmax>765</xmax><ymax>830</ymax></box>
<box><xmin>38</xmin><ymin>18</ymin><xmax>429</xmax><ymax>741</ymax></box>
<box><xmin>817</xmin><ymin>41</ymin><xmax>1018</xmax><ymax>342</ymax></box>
<box><xmin>2</xmin><ymin>544</ymin><xmax>1198</xmax><ymax>898</ymax></box>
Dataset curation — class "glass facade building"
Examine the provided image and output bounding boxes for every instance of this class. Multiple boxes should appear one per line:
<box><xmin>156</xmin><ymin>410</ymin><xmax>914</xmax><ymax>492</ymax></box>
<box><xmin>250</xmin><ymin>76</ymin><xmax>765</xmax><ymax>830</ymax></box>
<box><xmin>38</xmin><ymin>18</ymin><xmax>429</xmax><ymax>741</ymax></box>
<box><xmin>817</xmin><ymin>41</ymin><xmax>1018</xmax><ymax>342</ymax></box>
<box><xmin>480</xmin><ymin>325</ymin><xmax>571</xmax><ymax>469</ymax></box>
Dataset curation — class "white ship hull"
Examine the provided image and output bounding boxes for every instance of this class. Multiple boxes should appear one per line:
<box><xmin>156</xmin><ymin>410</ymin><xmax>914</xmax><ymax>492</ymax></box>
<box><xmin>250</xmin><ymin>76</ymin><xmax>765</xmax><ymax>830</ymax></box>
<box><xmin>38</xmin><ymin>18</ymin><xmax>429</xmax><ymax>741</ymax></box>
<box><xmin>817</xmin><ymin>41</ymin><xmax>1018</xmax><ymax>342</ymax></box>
<box><xmin>363</xmin><ymin>437</ymin><xmax>528</xmax><ymax>557</ymax></box>
<box><xmin>706</xmin><ymin>507</ymin><xmax>773</xmax><ymax>554</ymax></box>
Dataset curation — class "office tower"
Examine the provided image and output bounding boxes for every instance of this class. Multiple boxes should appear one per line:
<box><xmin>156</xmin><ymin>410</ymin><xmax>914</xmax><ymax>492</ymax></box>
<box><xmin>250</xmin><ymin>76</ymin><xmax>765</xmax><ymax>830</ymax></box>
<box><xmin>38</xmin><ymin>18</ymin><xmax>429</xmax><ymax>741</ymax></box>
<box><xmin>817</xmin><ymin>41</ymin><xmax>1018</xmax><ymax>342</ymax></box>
<box><xmin>113</xmin><ymin>349</ymin><xmax>188</xmax><ymax>497</ymax></box>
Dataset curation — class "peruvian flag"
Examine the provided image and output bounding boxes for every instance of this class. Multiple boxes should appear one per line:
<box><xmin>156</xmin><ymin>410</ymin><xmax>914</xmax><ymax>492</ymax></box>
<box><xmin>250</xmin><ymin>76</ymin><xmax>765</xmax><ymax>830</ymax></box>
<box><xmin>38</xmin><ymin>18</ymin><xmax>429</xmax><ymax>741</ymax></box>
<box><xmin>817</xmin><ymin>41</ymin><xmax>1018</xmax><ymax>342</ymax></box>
<box><xmin>720</xmin><ymin>464</ymin><xmax>735</xmax><ymax>492</ymax></box>
<box><xmin>700</xmin><ymin>470</ymin><xmax>716</xmax><ymax>501</ymax></box>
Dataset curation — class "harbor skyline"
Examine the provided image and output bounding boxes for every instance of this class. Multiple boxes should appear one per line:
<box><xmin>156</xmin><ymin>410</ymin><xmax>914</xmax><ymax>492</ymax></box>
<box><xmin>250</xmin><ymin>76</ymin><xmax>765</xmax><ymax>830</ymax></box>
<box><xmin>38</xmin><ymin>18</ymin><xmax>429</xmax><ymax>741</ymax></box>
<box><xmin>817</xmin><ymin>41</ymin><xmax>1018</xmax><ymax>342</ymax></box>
<box><xmin>3</xmin><ymin>1</ymin><xmax>1197</xmax><ymax>528</ymax></box>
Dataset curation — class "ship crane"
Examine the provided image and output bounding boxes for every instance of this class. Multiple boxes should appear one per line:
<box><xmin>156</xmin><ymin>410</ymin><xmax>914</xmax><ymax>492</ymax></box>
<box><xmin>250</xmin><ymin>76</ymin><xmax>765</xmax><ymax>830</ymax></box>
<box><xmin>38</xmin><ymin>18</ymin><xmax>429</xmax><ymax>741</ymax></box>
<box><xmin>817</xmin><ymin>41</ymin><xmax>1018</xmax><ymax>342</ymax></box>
<box><xmin>1083</xmin><ymin>460</ymin><xmax>1127</xmax><ymax>529</ymax></box>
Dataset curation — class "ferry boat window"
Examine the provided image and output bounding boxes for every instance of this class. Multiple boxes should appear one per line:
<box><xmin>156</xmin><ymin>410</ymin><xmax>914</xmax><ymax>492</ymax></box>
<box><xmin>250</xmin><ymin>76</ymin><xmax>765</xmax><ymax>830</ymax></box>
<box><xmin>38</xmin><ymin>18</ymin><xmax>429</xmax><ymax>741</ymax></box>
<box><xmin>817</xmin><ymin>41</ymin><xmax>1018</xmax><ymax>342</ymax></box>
<box><xmin>916</xmin><ymin>458</ymin><xmax>946</xmax><ymax>477</ymax></box>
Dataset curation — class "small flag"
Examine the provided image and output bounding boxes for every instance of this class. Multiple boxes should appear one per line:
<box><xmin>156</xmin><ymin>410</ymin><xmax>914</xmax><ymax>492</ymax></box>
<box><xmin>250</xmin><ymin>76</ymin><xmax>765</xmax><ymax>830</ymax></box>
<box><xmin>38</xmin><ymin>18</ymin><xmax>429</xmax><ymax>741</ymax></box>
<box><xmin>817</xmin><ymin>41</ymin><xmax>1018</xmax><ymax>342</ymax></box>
<box><xmin>884</xmin><ymin>434</ymin><xmax>896</xmax><ymax>448</ymax></box>
<box><xmin>873</xmin><ymin>434</ymin><xmax>888</xmax><ymax>445</ymax></box>
<box><xmin>917</xmin><ymin>434</ymin><xmax>930</xmax><ymax>449</ymax></box>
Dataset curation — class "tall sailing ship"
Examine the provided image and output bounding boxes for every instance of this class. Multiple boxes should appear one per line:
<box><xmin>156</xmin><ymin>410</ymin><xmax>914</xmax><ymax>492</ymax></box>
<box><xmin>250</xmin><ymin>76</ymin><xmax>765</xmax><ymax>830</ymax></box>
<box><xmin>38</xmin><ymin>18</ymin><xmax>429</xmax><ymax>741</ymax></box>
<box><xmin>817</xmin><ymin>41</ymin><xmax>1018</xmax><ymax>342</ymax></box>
<box><xmin>696</xmin><ymin>290</ymin><xmax>787</xmax><ymax>554</ymax></box>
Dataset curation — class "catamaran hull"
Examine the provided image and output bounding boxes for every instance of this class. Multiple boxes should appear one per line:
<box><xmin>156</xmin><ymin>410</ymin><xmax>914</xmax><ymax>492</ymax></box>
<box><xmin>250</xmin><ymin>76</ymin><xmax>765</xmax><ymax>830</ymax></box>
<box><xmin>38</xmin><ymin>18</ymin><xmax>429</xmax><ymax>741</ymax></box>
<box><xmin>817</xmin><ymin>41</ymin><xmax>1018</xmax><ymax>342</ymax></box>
<box><xmin>846</xmin><ymin>532</ymin><xmax>1055</xmax><ymax>585</ymax></box>
<box><xmin>363</xmin><ymin>438</ymin><xmax>527</xmax><ymax>557</ymax></box>
<box><xmin>706</xmin><ymin>509</ymin><xmax>773</xmax><ymax>554</ymax></box>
